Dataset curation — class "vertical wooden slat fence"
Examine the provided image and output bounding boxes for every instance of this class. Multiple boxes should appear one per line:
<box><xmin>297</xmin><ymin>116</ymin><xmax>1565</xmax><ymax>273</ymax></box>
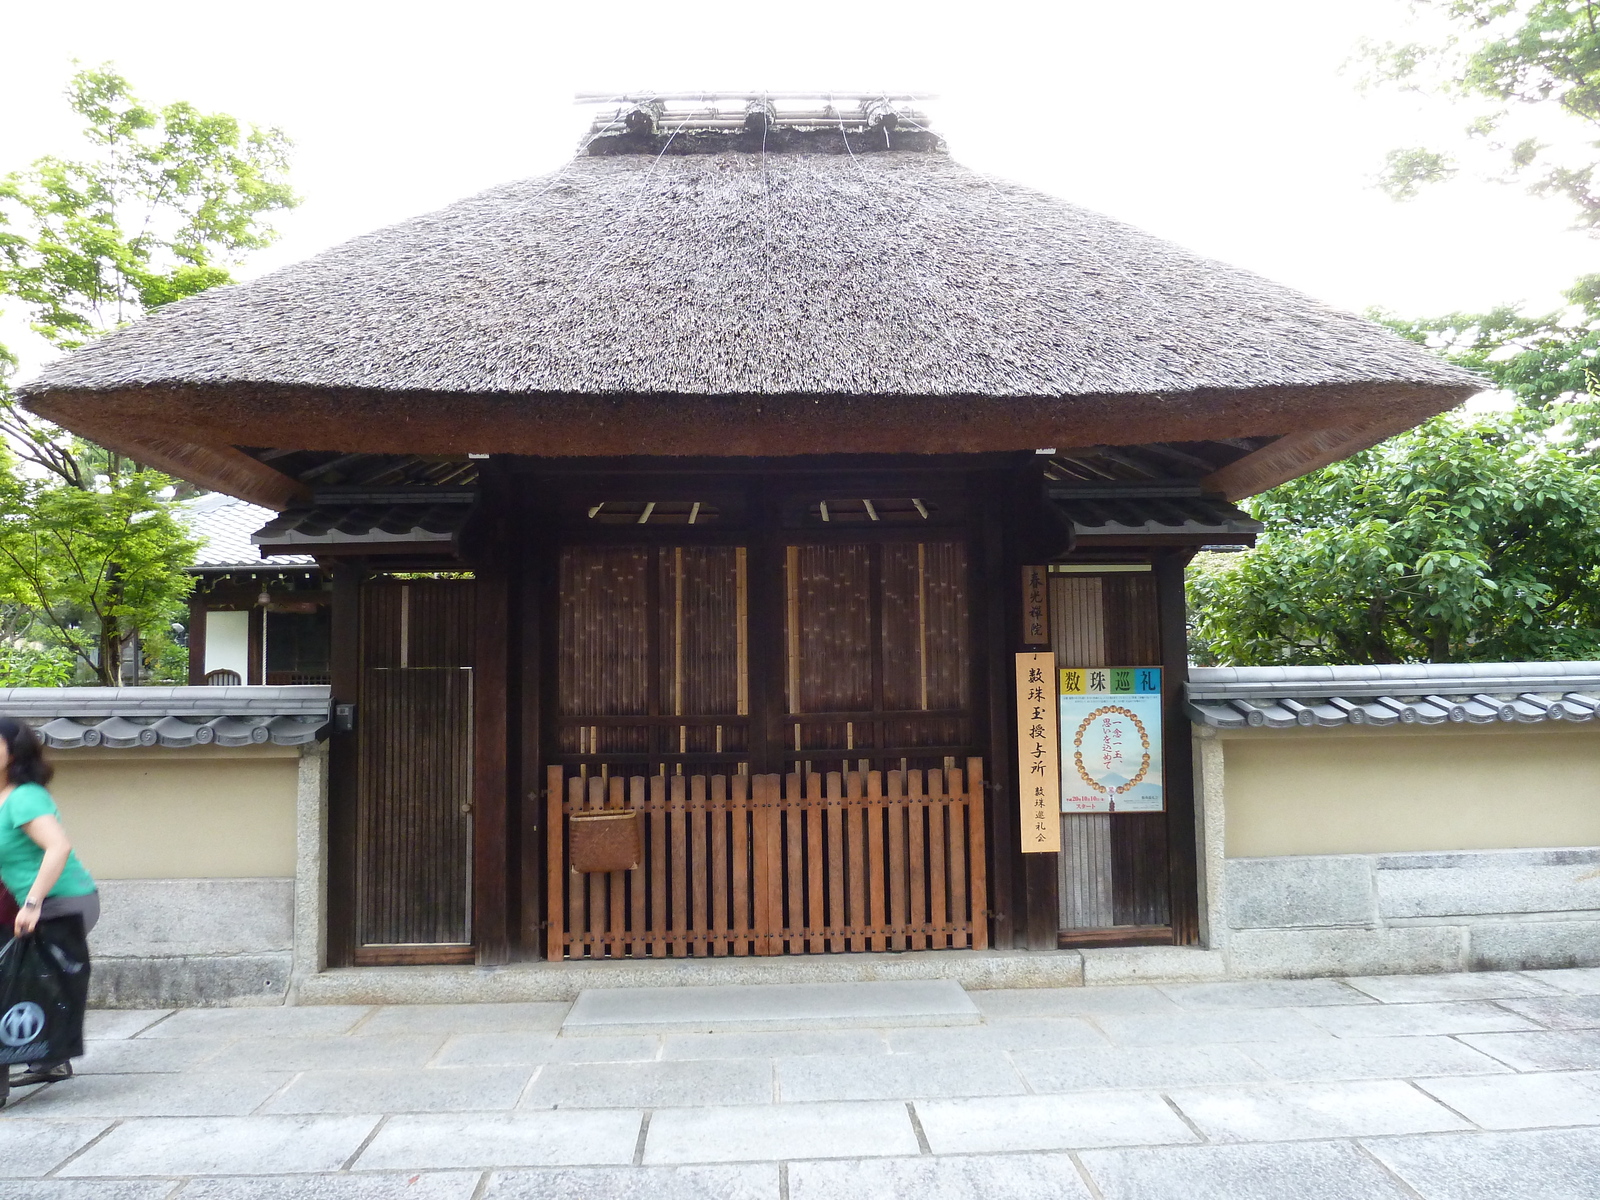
<box><xmin>547</xmin><ymin>759</ymin><xmax>988</xmax><ymax>958</ymax></box>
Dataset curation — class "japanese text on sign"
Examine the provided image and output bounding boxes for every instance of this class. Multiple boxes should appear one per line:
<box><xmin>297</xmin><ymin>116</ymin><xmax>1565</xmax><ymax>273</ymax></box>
<box><xmin>1015</xmin><ymin>652</ymin><xmax>1062</xmax><ymax>852</ymax></box>
<box><xmin>1059</xmin><ymin>666</ymin><xmax>1164</xmax><ymax>813</ymax></box>
<box><xmin>1021</xmin><ymin>566</ymin><xmax>1050</xmax><ymax>646</ymax></box>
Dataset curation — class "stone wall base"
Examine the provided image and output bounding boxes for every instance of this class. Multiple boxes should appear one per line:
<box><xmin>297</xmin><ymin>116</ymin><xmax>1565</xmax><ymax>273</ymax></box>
<box><xmin>90</xmin><ymin>954</ymin><xmax>292</xmax><ymax>1008</ymax></box>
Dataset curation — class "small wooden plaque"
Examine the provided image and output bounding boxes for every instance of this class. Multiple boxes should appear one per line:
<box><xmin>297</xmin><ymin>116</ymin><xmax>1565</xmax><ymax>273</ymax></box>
<box><xmin>569</xmin><ymin>809</ymin><xmax>643</xmax><ymax>873</ymax></box>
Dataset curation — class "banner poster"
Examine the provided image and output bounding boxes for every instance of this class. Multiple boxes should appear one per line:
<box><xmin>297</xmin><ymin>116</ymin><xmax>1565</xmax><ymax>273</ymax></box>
<box><xmin>1014</xmin><ymin>652</ymin><xmax>1062</xmax><ymax>853</ymax></box>
<box><xmin>1059</xmin><ymin>667</ymin><xmax>1164</xmax><ymax>813</ymax></box>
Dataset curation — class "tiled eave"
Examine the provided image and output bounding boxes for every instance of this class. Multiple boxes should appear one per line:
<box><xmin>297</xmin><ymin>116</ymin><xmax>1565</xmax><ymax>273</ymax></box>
<box><xmin>1186</xmin><ymin>662</ymin><xmax>1600</xmax><ymax>729</ymax></box>
<box><xmin>0</xmin><ymin>685</ymin><xmax>330</xmax><ymax>749</ymax></box>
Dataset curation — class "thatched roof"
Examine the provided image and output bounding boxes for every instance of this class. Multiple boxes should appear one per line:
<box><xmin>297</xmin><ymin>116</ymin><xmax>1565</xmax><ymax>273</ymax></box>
<box><xmin>28</xmin><ymin>151</ymin><xmax>1471</xmax><ymax>400</ymax></box>
<box><xmin>17</xmin><ymin>144</ymin><xmax>1480</xmax><ymax>505</ymax></box>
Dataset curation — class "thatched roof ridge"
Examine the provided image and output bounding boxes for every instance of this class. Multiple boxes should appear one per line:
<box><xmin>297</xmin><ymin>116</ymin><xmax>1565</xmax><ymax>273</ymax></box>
<box><xmin>23</xmin><ymin>151</ymin><xmax>1475</xmax><ymax>401</ymax></box>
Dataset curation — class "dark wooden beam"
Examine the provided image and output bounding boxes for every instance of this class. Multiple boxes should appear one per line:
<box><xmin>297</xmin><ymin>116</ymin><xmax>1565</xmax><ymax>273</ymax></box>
<box><xmin>1154</xmin><ymin>549</ymin><xmax>1200</xmax><ymax>945</ymax></box>
<box><xmin>1200</xmin><ymin>400</ymin><xmax>1474</xmax><ymax>500</ymax></box>
<box><xmin>186</xmin><ymin>598</ymin><xmax>207</xmax><ymax>684</ymax></box>
<box><xmin>325</xmin><ymin>563</ymin><xmax>362</xmax><ymax>967</ymax></box>
<box><xmin>472</xmin><ymin>512</ymin><xmax>513</xmax><ymax>966</ymax></box>
<box><xmin>975</xmin><ymin>469</ymin><xmax>1020</xmax><ymax>949</ymax></box>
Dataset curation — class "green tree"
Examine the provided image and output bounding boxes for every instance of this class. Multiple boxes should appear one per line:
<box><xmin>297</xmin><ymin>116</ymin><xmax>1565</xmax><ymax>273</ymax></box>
<box><xmin>1367</xmin><ymin>2</ymin><xmax>1600</xmax><ymax>228</ymax></box>
<box><xmin>0</xmin><ymin>66</ymin><xmax>295</xmax><ymax>684</ymax></box>
<box><xmin>1190</xmin><ymin>406</ymin><xmax>1600</xmax><ymax>666</ymax></box>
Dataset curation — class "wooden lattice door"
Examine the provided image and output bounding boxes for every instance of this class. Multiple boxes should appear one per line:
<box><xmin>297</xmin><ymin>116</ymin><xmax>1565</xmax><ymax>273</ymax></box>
<box><xmin>354</xmin><ymin>580</ymin><xmax>475</xmax><ymax>964</ymax></box>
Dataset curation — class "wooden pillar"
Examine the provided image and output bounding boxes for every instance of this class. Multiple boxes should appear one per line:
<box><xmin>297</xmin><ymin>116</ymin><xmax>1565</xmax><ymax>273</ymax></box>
<box><xmin>325</xmin><ymin>562</ymin><xmax>362</xmax><ymax>967</ymax></box>
<box><xmin>473</xmin><ymin>506</ymin><xmax>514</xmax><ymax>966</ymax></box>
<box><xmin>186</xmin><ymin>597</ymin><xmax>208</xmax><ymax>684</ymax></box>
<box><xmin>975</xmin><ymin>469</ymin><xmax>1021</xmax><ymax>948</ymax></box>
<box><xmin>518</xmin><ymin>483</ymin><xmax>552</xmax><ymax>956</ymax></box>
<box><xmin>1155</xmin><ymin>549</ymin><xmax>1201</xmax><ymax>945</ymax></box>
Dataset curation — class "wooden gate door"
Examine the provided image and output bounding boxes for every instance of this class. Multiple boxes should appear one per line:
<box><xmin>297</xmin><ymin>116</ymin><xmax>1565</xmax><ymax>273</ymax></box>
<box><xmin>547</xmin><ymin>525</ymin><xmax>986</xmax><ymax>959</ymax></box>
<box><xmin>354</xmin><ymin>580</ymin><xmax>476</xmax><ymax>964</ymax></box>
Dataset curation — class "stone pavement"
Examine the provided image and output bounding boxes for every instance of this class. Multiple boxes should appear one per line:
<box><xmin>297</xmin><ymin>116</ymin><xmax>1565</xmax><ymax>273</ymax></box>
<box><xmin>4</xmin><ymin>968</ymin><xmax>1600</xmax><ymax>1198</ymax></box>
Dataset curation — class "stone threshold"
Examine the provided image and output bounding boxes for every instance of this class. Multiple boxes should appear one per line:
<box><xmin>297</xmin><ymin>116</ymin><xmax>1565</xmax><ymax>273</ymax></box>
<box><xmin>288</xmin><ymin>945</ymin><xmax>1229</xmax><ymax>1005</ymax></box>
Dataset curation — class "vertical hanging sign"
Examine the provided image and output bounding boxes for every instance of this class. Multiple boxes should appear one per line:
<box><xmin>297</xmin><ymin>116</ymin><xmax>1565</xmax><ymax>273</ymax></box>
<box><xmin>1021</xmin><ymin>565</ymin><xmax>1050</xmax><ymax>645</ymax></box>
<box><xmin>1015</xmin><ymin>651</ymin><xmax>1062</xmax><ymax>853</ymax></box>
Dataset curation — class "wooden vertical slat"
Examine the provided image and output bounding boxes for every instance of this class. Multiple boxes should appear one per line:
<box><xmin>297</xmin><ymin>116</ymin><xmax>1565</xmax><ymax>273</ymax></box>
<box><xmin>907</xmin><ymin>769</ymin><xmax>927</xmax><ymax>951</ymax></box>
<box><xmin>546</xmin><ymin>766</ymin><xmax>566</xmax><ymax>960</ymax></box>
<box><xmin>630</xmin><ymin>775</ymin><xmax>647</xmax><ymax>956</ymax></box>
<box><xmin>785</xmin><ymin>772</ymin><xmax>805</xmax><ymax>951</ymax></box>
<box><xmin>887</xmin><ymin>770</ymin><xmax>907</xmax><ymax>952</ymax></box>
<box><xmin>732</xmin><ymin>773</ymin><xmax>750</xmax><ymax>955</ymax></box>
<box><xmin>967</xmin><ymin>757</ymin><xmax>989</xmax><ymax>950</ymax></box>
<box><xmin>607</xmin><ymin>776</ymin><xmax>626</xmax><ymax>953</ymax></box>
<box><xmin>825</xmin><ymin>770</ymin><xmax>846</xmax><ymax>951</ymax></box>
<box><xmin>650</xmin><ymin>775</ymin><xmax>668</xmax><ymax>958</ymax></box>
<box><xmin>691</xmin><ymin>774</ymin><xmax>709</xmax><ymax>956</ymax></box>
<box><xmin>567</xmin><ymin>775</ymin><xmax>586</xmax><ymax>957</ymax></box>
<box><xmin>845</xmin><ymin>771</ymin><xmax>866</xmax><ymax>952</ymax></box>
<box><xmin>586</xmin><ymin>776</ymin><xmax>606</xmax><ymax>952</ymax></box>
<box><xmin>928</xmin><ymin>769</ymin><xmax>949</xmax><ymax>939</ymax></box>
<box><xmin>866</xmin><ymin>770</ymin><xmax>887</xmax><ymax>951</ymax></box>
<box><xmin>763</xmin><ymin>775</ymin><xmax>786</xmax><ymax>955</ymax></box>
<box><xmin>805</xmin><ymin>772</ymin><xmax>826</xmax><ymax>953</ymax></box>
<box><xmin>947</xmin><ymin>766</ymin><xmax>969</xmax><ymax>948</ymax></box>
<box><xmin>709</xmin><ymin>774</ymin><xmax>728</xmax><ymax>953</ymax></box>
<box><xmin>670</xmin><ymin>774</ymin><xmax>689</xmax><ymax>957</ymax></box>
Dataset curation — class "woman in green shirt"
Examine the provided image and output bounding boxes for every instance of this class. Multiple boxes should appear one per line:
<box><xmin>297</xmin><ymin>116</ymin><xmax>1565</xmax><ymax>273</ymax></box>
<box><xmin>0</xmin><ymin>716</ymin><xmax>97</xmax><ymax>1093</ymax></box>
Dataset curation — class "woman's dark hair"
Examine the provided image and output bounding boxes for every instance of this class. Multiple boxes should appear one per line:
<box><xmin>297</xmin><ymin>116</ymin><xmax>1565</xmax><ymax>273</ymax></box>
<box><xmin>0</xmin><ymin>718</ymin><xmax>53</xmax><ymax>787</ymax></box>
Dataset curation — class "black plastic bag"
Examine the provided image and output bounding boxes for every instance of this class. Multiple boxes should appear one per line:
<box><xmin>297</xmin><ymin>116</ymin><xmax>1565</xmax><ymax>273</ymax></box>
<box><xmin>0</xmin><ymin>916</ymin><xmax>90</xmax><ymax>1067</ymax></box>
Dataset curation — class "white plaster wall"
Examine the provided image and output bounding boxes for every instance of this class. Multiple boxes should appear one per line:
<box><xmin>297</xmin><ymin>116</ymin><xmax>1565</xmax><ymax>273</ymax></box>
<box><xmin>204</xmin><ymin>610</ymin><xmax>250</xmax><ymax>679</ymax></box>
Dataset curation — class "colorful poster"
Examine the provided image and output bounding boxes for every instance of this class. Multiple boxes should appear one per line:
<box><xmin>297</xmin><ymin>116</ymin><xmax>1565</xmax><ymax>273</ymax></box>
<box><xmin>1015</xmin><ymin>652</ymin><xmax>1062</xmax><ymax>852</ymax></box>
<box><xmin>1059</xmin><ymin>667</ymin><xmax>1164</xmax><ymax>813</ymax></box>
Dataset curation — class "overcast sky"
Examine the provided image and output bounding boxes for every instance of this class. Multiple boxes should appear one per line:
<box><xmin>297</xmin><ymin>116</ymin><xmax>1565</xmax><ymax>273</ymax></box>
<box><xmin>2</xmin><ymin>0</ymin><xmax>1594</xmax><ymax>373</ymax></box>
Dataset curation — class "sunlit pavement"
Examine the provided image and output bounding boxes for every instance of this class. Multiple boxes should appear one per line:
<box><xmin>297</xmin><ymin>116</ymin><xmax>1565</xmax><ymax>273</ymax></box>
<box><xmin>3</xmin><ymin>967</ymin><xmax>1599</xmax><ymax>1199</ymax></box>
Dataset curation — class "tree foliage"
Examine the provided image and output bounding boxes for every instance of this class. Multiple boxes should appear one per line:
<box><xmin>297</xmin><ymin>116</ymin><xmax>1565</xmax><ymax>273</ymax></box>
<box><xmin>1190</xmin><ymin>406</ymin><xmax>1600</xmax><ymax>666</ymax></box>
<box><xmin>1366</xmin><ymin>2</ymin><xmax>1600</xmax><ymax>229</ymax></box>
<box><xmin>0</xmin><ymin>67</ymin><xmax>295</xmax><ymax>684</ymax></box>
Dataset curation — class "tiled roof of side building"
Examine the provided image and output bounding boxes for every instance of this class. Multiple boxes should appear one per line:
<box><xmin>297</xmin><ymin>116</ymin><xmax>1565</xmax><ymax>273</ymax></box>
<box><xmin>181</xmin><ymin>492</ymin><xmax>315</xmax><ymax>569</ymax></box>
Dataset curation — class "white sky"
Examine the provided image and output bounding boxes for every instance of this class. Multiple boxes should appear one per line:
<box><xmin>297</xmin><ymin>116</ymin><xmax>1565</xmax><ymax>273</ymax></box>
<box><xmin>1</xmin><ymin>0</ymin><xmax>1595</xmax><ymax>376</ymax></box>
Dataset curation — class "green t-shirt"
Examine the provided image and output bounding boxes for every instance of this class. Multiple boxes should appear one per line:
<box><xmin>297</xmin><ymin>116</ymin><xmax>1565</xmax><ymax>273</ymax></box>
<box><xmin>0</xmin><ymin>782</ymin><xmax>96</xmax><ymax>902</ymax></box>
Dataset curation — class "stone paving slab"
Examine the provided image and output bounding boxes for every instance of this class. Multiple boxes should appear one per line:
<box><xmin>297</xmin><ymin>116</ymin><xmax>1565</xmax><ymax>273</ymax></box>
<box><xmin>1364</xmin><ymin>1127</ymin><xmax>1600</xmax><ymax>1200</ymax></box>
<box><xmin>564</xmin><ymin>980</ymin><xmax>979</xmax><ymax>1036</ymax></box>
<box><xmin>788</xmin><ymin>1152</ymin><xmax>1094</xmax><ymax>1199</ymax></box>
<box><xmin>354</xmin><ymin>1003</ymin><xmax>570</xmax><ymax>1036</ymax></box>
<box><xmin>0</xmin><ymin>1118</ymin><xmax>110</xmax><ymax>1177</ymax></box>
<box><xmin>181</xmin><ymin>1173</ymin><xmax>483</xmax><ymax>1199</ymax></box>
<box><xmin>74</xmin><ymin>1034</ymin><xmax>240</xmax><ymax>1075</ymax></box>
<box><xmin>208</xmin><ymin>1033</ymin><xmax>447</xmax><ymax>1072</ymax></box>
<box><xmin>83</xmin><ymin>1010</ymin><xmax>173</xmax><ymax>1040</ymax></box>
<box><xmin>140</xmin><ymin>1006</ymin><xmax>372</xmax><ymax>1038</ymax></box>
<box><xmin>0</xmin><ymin>1183</ymin><xmax>174</xmax><ymax>1200</ymax></box>
<box><xmin>1168</xmin><ymin>1079</ymin><xmax>1471</xmax><ymax>1142</ymax></box>
<box><xmin>1457</xmin><ymin>1028</ymin><xmax>1600</xmax><ymax>1070</ymax></box>
<box><xmin>643</xmin><ymin>1101</ymin><xmax>920</xmax><ymax>1164</ymax></box>
<box><xmin>262</xmin><ymin>1066</ymin><xmax>536</xmax><ymax>1114</ymax></box>
<box><xmin>357</xmin><ymin>1111</ymin><xmax>643</xmax><ymax>1169</ymax></box>
<box><xmin>914</xmin><ymin>1092</ymin><xmax>1197</xmax><ymax>1154</ymax></box>
<box><xmin>1494</xmin><ymin>994</ymin><xmax>1600</xmax><ymax>1030</ymax></box>
<box><xmin>777</xmin><ymin>1051</ymin><xmax>1025</xmax><ymax>1101</ymax></box>
<box><xmin>1296</xmin><ymin>999</ymin><xmax>1541</xmax><ymax>1038</ymax></box>
<box><xmin>1344</xmin><ymin>970</ymin><xmax>1561</xmax><ymax>1003</ymax></box>
<box><xmin>1091</xmin><ymin>1007</ymin><xmax>1334</xmax><ymax>1046</ymax></box>
<box><xmin>523</xmin><ymin>1060</ymin><xmax>774</xmax><ymax>1109</ymax></box>
<box><xmin>1415</xmin><ymin>1069</ymin><xmax>1600</xmax><ymax>1129</ymax></box>
<box><xmin>1156</xmin><ymin>979</ymin><xmax>1376</xmax><ymax>1009</ymax></box>
<box><xmin>9</xmin><ymin>1071</ymin><xmax>293</xmax><ymax>1118</ymax></box>
<box><xmin>1522</xmin><ymin>966</ymin><xmax>1600</xmax><ymax>994</ymax></box>
<box><xmin>482</xmin><ymin>1165</ymin><xmax>779</xmax><ymax>1199</ymax></box>
<box><xmin>968</xmin><ymin>985</ymin><xmax>1179</xmax><ymax>1018</ymax></box>
<box><xmin>58</xmin><ymin>1115</ymin><xmax>380</xmax><ymax>1176</ymax></box>
<box><xmin>1239</xmin><ymin>1034</ymin><xmax>1513</xmax><ymax>1082</ymax></box>
<box><xmin>435</xmin><ymin>1032</ymin><xmax>660</xmax><ymax>1067</ymax></box>
<box><xmin>1079</xmin><ymin>1140</ymin><xmax>1415</xmax><ymax>1200</ymax></box>
<box><xmin>1018</xmin><ymin>1044</ymin><xmax>1272</xmax><ymax>1092</ymax></box>
<box><xmin>881</xmin><ymin>1016</ymin><xmax>1108</xmax><ymax>1056</ymax></box>
<box><xmin>660</xmin><ymin>1030</ymin><xmax>888</xmax><ymax>1060</ymax></box>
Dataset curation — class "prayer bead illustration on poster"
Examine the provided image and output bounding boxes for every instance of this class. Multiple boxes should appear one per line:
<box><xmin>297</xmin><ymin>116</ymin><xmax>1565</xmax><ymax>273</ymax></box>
<box><xmin>1059</xmin><ymin>667</ymin><xmax>1164</xmax><ymax>813</ymax></box>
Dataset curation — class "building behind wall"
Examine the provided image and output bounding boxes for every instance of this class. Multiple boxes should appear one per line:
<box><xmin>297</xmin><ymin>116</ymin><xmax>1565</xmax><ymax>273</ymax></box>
<box><xmin>16</xmin><ymin>95</ymin><xmax>1485</xmax><ymax>989</ymax></box>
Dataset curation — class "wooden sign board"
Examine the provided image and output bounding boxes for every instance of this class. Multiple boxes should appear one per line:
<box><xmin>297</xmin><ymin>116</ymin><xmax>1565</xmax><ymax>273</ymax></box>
<box><xmin>1021</xmin><ymin>565</ymin><xmax>1050</xmax><ymax>645</ymax></box>
<box><xmin>1015</xmin><ymin>651</ymin><xmax>1062</xmax><ymax>853</ymax></box>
